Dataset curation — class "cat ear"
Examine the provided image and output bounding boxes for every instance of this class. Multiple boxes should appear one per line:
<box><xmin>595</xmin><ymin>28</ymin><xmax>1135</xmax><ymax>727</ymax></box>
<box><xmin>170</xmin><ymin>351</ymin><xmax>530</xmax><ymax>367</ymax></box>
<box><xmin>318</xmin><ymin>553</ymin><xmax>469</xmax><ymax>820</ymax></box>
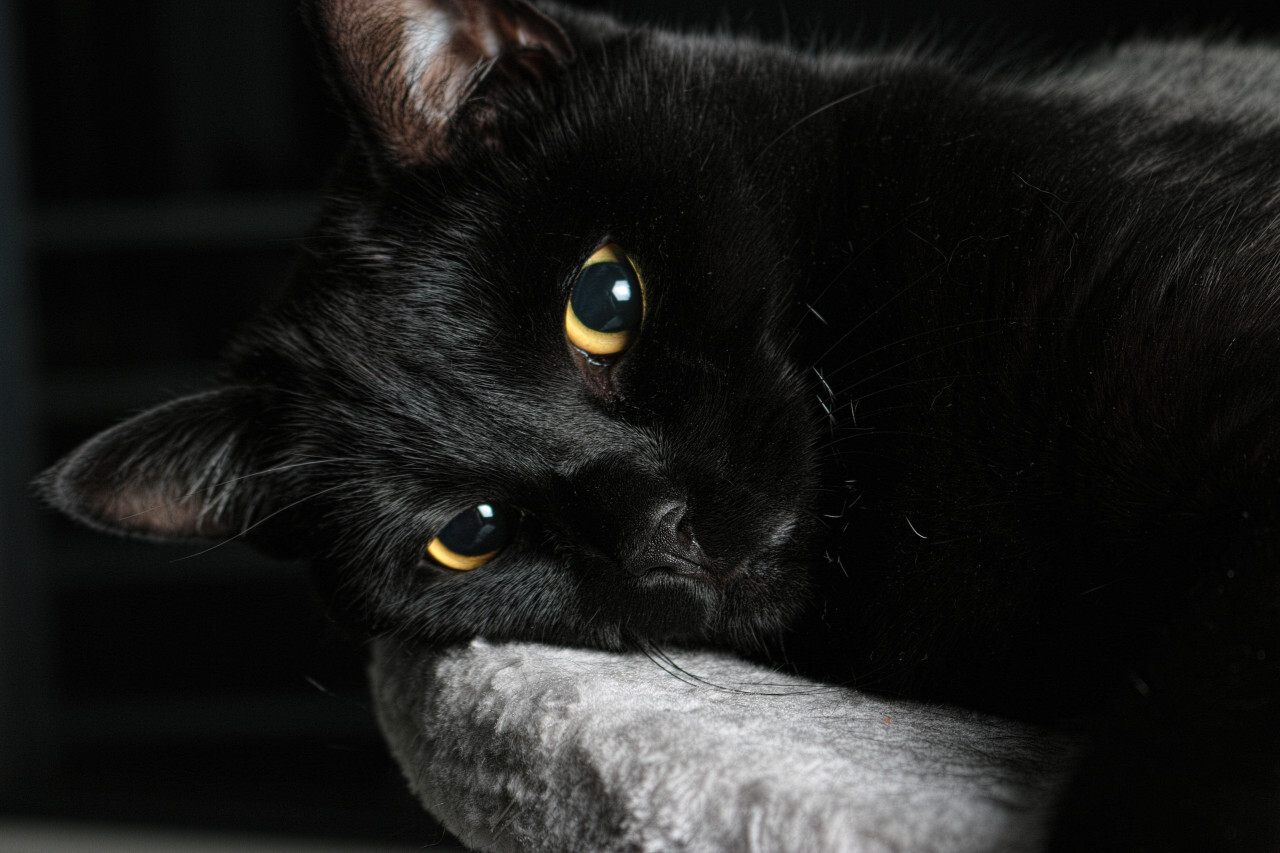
<box><xmin>311</xmin><ymin>0</ymin><xmax>575</xmax><ymax>166</ymax></box>
<box><xmin>36</xmin><ymin>388</ymin><xmax>275</xmax><ymax>542</ymax></box>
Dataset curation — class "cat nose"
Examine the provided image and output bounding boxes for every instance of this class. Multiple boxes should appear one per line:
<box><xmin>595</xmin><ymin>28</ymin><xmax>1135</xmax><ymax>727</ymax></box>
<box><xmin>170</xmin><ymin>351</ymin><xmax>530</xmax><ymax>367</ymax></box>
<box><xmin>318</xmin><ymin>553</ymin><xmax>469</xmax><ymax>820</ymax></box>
<box><xmin>623</xmin><ymin>501</ymin><xmax>710</xmax><ymax>577</ymax></box>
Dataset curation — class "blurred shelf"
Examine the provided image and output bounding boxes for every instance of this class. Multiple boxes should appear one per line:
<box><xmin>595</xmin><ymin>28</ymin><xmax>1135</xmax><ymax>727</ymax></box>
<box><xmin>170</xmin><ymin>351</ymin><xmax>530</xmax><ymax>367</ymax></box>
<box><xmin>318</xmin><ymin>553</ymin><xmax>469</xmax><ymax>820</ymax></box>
<box><xmin>0</xmin><ymin>820</ymin><xmax>453</xmax><ymax>853</ymax></box>
<box><xmin>63</xmin><ymin>694</ymin><xmax>375</xmax><ymax>742</ymax></box>
<box><xmin>27</xmin><ymin>193</ymin><xmax>319</xmax><ymax>252</ymax></box>
<box><xmin>38</xmin><ymin>364</ymin><xmax>210</xmax><ymax>423</ymax></box>
<box><xmin>4</xmin><ymin>0</ymin><xmax>426</xmax><ymax>843</ymax></box>
<box><xmin>48</xmin><ymin>535</ymin><xmax>300</xmax><ymax>586</ymax></box>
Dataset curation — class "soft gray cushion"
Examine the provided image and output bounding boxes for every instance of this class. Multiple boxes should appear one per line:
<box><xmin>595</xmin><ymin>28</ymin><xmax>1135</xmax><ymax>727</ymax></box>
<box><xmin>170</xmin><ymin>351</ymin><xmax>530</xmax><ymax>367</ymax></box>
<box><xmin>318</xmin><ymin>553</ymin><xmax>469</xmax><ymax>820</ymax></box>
<box><xmin>369</xmin><ymin>639</ymin><xmax>1074</xmax><ymax>853</ymax></box>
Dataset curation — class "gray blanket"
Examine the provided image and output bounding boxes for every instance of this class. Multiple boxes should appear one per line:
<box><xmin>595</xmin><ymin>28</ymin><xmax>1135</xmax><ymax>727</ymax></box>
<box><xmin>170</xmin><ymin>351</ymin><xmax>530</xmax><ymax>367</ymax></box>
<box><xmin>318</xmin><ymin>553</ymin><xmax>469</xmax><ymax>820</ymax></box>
<box><xmin>369</xmin><ymin>640</ymin><xmax>1075</xmax><ymax>853</ymax></box>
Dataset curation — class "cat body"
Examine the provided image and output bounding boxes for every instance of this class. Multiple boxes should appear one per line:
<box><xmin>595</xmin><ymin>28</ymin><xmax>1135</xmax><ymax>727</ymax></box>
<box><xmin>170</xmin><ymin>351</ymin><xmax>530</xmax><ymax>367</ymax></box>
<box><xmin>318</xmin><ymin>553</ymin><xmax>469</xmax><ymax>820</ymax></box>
<box><xmin>39</xmin><ymin>1</ymin><xmax>1280</xmax><ymax>849</ymax></box>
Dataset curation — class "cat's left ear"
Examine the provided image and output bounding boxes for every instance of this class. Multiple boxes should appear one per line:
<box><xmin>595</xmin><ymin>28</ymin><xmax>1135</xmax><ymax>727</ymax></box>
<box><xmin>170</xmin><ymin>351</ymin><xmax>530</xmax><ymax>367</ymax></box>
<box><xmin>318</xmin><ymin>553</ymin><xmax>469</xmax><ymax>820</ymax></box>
<box><xmin>310</xmin><ymin>0</ymin><xmax>576</xmax><ymax>166</ymax></box>
<box><xmin>35</xmin><ymin>388</ymin><xmax>280</xmax><ymax>544</ymax></box>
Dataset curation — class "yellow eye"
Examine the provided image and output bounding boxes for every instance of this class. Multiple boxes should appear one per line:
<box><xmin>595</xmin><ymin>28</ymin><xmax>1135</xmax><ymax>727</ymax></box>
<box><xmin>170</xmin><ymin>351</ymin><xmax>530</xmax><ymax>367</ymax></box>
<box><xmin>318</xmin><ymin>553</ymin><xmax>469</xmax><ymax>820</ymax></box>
<box><xmin>426</xmin><ymin>503</ymin><xmax>517</xmax><ymax>571</ymax></box>
<box><xmin>564</xmin><ymin>244</ymin><xmax>645</xmax><ymax>356</ymax></box>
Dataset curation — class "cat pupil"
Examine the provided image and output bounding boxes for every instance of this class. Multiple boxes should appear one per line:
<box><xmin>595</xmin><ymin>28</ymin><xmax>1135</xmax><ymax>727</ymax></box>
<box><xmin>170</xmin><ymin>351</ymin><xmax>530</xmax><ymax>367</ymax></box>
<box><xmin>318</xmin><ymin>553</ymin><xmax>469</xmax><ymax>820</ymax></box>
<box><xmin>437</xmin><ymin>504</ymin><xmax>512</xmax><ymax>555</ymax></box>
<box><xmin>427</xmin><ymin>503</ymin><xmax>517</xmax><ymax>570</ymax></box>
<box><xmin>571</xmin><ymin>262</ymin><xmax>642</xmax><ymax>333</ymax></box>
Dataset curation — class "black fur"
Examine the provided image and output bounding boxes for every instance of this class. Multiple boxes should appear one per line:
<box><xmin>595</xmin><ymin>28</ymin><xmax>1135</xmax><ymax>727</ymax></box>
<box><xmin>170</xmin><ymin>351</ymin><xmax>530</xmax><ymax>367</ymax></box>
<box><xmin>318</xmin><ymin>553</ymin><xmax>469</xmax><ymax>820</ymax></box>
<box><xmin>38</xmin><ymin>3</ymin><xmax>1280</xmax><ymax>849</ymax></box>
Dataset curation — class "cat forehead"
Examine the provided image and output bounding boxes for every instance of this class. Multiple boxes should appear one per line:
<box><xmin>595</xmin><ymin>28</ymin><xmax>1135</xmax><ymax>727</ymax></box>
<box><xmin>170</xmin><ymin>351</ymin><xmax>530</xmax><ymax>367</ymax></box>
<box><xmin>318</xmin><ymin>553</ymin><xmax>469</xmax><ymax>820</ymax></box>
<box><xmin>326</xmin><ymin>146</ymin><xmax>792</xmax><ymax>335</ymax></box>
<box><xmin>231</xmin><ymin>15</ymin><xmax>809</xmax><ymax>456</ymax></box>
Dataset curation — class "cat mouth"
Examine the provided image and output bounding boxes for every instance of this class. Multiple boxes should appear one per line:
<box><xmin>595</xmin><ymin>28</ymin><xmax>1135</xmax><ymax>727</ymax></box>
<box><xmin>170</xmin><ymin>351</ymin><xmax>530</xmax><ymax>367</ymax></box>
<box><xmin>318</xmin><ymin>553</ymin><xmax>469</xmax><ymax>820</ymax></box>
<box><xmin>623</xmin><ymin>556</ymin><xmax>806</xmax><ymax>647</ymax></box>
<box><xmin>615</xmin><ymin>508</ymin><xmax>810</xmax><ymax>644</ymax></box>
<box><xmin>632</xmin><ymin>552</ymin><xmax>767</xmax><ymax>593</ymax></box>
<box><xmin>634</xmin><ymin>561</ymin><xmax>723</xmax><ymax>588</ymax></box>
<box><xmin>637</xmin><ymin>510</ymin><xmax>804</xmax><ymax>587</ymax></box>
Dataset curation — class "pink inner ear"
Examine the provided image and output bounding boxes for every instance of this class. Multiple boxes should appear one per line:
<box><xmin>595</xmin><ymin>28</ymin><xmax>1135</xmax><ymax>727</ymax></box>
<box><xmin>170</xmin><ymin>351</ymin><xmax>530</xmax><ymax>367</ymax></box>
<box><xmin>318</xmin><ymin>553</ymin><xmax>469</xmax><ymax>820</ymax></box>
<box><xmin>465</xmin><ymin>0</ymin><xmax>574</xmax><ymax>64</ymax></box>
<box><xmin>318</xmin><ymin>0</ymin><xmax>573</xmax><ymax>167</ymax></box>
<box><xmin>91</xmin><ymin>483</ymin><xmax>233</xmax><ymax>539</ymax></box>
<box><xmin>37</xmin><ymin>387</ymin><xmax>266</xmax><ymax>544</ymax></box>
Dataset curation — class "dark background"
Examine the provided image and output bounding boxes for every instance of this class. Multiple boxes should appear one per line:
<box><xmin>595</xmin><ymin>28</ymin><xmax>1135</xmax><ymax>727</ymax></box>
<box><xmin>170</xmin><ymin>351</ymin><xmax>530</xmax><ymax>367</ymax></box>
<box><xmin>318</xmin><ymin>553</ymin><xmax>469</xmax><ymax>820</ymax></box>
<box><xmin>1</xmin><ymin>0</ymin><xmax>1277</xmax><ymax>848</ymax></box>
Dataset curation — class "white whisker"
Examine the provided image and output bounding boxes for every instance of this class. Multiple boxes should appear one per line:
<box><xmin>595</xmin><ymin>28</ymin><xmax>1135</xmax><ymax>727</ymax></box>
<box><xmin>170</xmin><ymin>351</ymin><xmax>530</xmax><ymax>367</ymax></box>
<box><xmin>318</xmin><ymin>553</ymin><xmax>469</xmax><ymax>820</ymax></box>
<box><xmin>118</xmin><ymin>457</ymin><xmax>348</xmax><ymax>522</ymax></box>
<box><xmin>171</xmin><ymin>483</ymin><xmax>347</xmax><ymax>562</ymax></box>
<box><xmin>751</xmin><ymin>83</ymin><xmax>884</xmax><ymax>167</ymax></box>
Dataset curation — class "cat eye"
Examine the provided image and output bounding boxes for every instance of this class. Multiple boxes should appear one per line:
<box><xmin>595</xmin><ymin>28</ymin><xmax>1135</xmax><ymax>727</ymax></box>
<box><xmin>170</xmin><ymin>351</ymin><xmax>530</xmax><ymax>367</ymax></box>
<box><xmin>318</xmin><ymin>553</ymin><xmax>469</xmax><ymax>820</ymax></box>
<box><xmin>426</xmin><ymin>503</ymin><xmax>518</xmax><ymax>571</ymax></box>
<box><xmin>564</xmin><ymin>244</ymin><xmax>645</xmax><ymax>356</ymax></box>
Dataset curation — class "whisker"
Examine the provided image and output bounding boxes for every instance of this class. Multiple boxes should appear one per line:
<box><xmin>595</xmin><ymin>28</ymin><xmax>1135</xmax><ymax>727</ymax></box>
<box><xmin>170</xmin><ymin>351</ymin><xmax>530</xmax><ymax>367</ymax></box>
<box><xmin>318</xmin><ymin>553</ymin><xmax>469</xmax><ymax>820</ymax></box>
<box><xmin>807</xmin><ymin>262</ymin><xmax>944</xmax><ymax>366</ymax></box>
<box><xmin>787</xmin><ymin>212</ymin><xmax>932</xmax><ymax>341</ymax></box>
<box><xmin>751</xmin><ymin>83</ymin><xmax>885</xmax><ymax>168</ymax></box>
<box><xmin>118</xmin><ymin>457</ymin><xmax>348</xmax><ymax>522</ymax></box>
<box><xmin>638</xmin><ymin>643</ymin><xmax>842</xmax><ymax>696</ymax></box>
<box><xmin>817</xmin><ymin>427</ymin><xmax>1002</xmax><ymax>457</ymax></box>
<box><xmin>822</xmin><ymin>316</ymin><xmax>1045</xmax><ymax>383</ymax></box>
<box><xmin>834</xmin><ymin>367</ymin><xmax>1041</xmax><ymax>414</ymax></box>
<box><xmin>171</xmin><ymin>483</ymin><xmax>346</xmax><ymax>561</ymax></box>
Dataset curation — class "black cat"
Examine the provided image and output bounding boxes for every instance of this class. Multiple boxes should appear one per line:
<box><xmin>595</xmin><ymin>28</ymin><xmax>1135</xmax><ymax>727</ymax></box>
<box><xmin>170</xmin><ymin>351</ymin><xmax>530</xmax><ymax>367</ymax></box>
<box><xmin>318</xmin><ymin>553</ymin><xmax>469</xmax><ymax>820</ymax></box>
<box><xmin>38</xmin><ymin>0</ymin><xmax>1280</xmax><ymax>849</ymax></box>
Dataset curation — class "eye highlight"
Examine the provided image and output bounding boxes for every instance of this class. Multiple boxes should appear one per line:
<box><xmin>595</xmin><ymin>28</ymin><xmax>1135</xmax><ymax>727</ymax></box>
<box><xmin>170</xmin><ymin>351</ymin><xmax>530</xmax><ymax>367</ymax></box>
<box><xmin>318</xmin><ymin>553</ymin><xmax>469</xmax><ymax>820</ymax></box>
<box><xmin>565</xmin><ymin>244</ymin><xmax>645</xmax><ymax>356</ymax></box>
<box><xmin>426</xmin><ymin>503</ymin><xmax>518</xmax><ymax>571</ymax></box>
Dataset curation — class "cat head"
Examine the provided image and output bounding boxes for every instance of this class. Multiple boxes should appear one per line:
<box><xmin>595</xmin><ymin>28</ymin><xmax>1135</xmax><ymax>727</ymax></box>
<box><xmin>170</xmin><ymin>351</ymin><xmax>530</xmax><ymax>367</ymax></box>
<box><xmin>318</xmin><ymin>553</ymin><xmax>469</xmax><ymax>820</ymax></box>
<box><xmin>38</xmin><ymin>0</ymin><xmax>824</xmax><ymax>651</ymax></box>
